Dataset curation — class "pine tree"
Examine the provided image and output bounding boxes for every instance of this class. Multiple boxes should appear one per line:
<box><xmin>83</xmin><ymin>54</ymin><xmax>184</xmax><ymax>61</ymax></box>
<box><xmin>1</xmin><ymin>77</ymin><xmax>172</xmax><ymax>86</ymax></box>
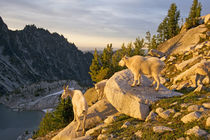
<box><xmin>101</xmin><ymin>44</ymin><xmax>113</xmax><ymax>68</ymax></box>
<box><xmin>120</xmin><ymin>43</ymin><xmax>127</xmax><ymax>57</ymax></box>
<box><xmin>89</xmin><ymin>49</ymin><xmax>101</xmax><ymax>82</ymax></box>
<box><xmin>167</xmin><ymin>3</ymin><xmax>180</xmax><ymax>38</ymax></box>
<box><xmin>52</xmin><ymin>98</ymin><xmax>73</xmax><ymax>128</ymax></box>
<box><xmin>186</xmin><ymin>0</ymin><xmax>202</xmax><ymax>29</ymax></box>
<box><xmin>33</xmin><ymin>98</ymin><xmax>73</xmax><ymax>138</ymax></box>
<box><xmin>157</xmin><ymin>3</ymin><xmax>180</xmax><ymax>43</ymax></box>
<box><xmin>157</xmin><ymin>17</ymin><xmax>168</xmax><ymax>43</ymax></box>
<box><xmin>145</xmin><ymin>31</ymin><xmax>151</xmax><ymax>48</ymax></box>
<box><xmin>133</xmin><ymin>37</ymin><xmax>144</xmax><ymax>55</ymax></box>
<box><xmin>150</xmin><ymin>35</ymin><xmax>158</xmax><ymax>49</ymax></box>
<box><xmin>111</xmin><ymin>51</ymin><xmax>122</xmax><ymax>72</ymax></box>
<box><xmin>126</xmin><ymin>42</ymin><xmax>133</xmax><ymax>56</ymax></box>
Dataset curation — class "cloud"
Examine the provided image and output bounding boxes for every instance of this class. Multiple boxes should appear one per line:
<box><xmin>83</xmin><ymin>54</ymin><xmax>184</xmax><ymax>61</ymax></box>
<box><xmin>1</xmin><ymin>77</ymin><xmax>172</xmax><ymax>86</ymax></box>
<box><xmin>0</xmin><ymin>0</ymin><xmax>209</xmax><ymax>48</ymax></box>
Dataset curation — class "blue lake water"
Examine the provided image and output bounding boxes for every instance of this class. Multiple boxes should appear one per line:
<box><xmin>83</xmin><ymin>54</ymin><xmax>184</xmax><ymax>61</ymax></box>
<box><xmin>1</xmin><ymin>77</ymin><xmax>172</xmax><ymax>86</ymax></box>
<box><xmin>0</xmin><ymin>104</ymin><xmax>44</xmax><ymax>140</ymax></box>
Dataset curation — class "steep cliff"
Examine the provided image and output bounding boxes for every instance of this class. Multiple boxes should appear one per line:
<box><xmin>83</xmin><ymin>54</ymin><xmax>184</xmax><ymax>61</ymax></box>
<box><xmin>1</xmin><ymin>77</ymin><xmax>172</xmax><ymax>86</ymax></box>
<box><xmin>0</xmin><ymin>16</ymin><xmax>93</xmax><ymax>94</ymax></box>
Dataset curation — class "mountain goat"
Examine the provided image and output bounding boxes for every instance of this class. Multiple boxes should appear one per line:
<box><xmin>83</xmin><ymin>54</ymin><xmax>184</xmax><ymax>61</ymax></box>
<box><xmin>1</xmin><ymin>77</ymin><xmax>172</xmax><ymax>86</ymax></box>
<box><xmin>119</xmin><ymin>55</ymin><xmax>165</xmax><ymax>90</ymax></box>
<box><xmin>61</xmin><ymin>85</ymin><xmax>88</xmax><ymax>135</ymax></box>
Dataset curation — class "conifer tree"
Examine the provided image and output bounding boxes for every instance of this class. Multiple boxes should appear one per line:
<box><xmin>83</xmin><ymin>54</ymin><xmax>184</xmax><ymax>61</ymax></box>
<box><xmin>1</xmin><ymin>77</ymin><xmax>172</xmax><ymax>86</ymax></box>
<box><xmin>157</xmin><ymin>3</ymin><xmax>180</xmax><ymax>43</ymax></box>
<box><xmin>52</xmin><ymin>98</ymin><xmax>73</xmax><ymax>127</ymax></box>
<box><xmin>126</xmin><ymin>42</ymin><xmax>133</xmax><ymax>56</ymax></box>
<box><xmin>100</xmin><ymin>44</ymin><xmax>113</xmax><ymax>68</ymax></box>
<box><xmin>33</xmin><ymin>98</ymin><xmax>73</xmax><ymax>138</ymax></box>
<box><xmin>89</xmin><ymin>49</ymin><xmax>101</xmax><ymax>82</ymax></box>
<box><xmin>120</xmin><ymin>43</ymin><xmax>127</xmax><ymax>57</ymax></box>
<box><xmin>133</xmin><ymin>37</ymin><xmax>144</xmax><ymax>55</ymax></box>
<box><xmin>150</xmin><ymin>35</ymin><xmax>158</xmax><ymax>50</ymax></box>
<box><xmin>186</xmin><ymin>0</ymin><xmax>202</xmax><ymax>29</ymax></box>
<box><xmin>145</xmin><ymin>31</ymin><xmax>151</xmax><ymax>47</ymax></box>
<box><xmin>167</xmin><ymin>3</ymin><xmax>180</xmax><ymax>38</ymax></box>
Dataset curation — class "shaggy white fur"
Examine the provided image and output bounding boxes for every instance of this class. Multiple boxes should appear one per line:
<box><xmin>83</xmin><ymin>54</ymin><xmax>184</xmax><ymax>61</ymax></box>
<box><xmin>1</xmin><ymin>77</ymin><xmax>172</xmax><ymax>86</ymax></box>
<box><xmin>119</xmin><ymin>55</ymin><xmax>165</xmax><ymax>90</ymax></box>
<box><xmin>61</xmin><ymin>85</ymin><xmax>88</xmax><ymax>135</ymax></box>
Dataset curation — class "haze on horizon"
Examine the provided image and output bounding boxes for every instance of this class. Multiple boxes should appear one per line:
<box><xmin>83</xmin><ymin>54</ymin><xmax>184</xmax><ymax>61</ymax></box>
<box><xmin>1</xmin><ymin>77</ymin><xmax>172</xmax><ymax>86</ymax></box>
<box><xmin>0</xmin><ymin>0</ymin><xmax>209</xmax><ymax>50</ymax></box>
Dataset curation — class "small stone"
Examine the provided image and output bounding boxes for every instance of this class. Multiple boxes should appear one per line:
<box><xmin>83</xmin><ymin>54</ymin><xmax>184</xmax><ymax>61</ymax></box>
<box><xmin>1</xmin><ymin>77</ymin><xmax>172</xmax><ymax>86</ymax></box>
<box><xmin>185</xmin><ymin>126</ymin><xmax>208</xmax><ymax>137</ymax></box>
<box><xmin>181</xmin><ymin>111</ymin><xmax>201</xmax><ymax>123</ymax></box>
<box><xmin>202</xmin><ymin>103</ymin><xmax>210</xmax><ymax>109</ymax></box>
<box><xmin>193</xmin><ymin>85</ymin><xmax>204</xmax><ymax>92</ymax></box>
<box><xmin>168</xmin><ymin>56</ymin><xmax>176</xmax><ymax>62</ymax></box>
<box><xmin>121</xmin><ymin>121</ymin><xmax>131</xmax><ymax>128</ymax></box>
<box><xmin>173</xmin><ymin>112</ymin><xmax>182</xmax><ymax>118</ymax></box>
<box><xmin>145</xmin><ymin>111</ymin><xmax>158</xmax><ymax>122</ymax></box>
<box><xmin>181</xmin><ymin>103</ymin><xmax>190</xmax><ymax>108</ymax></box>
<box><xmin>104</xmin><ymin>115</ymin><xmax>117</xmax><ymax>124</ymax></box>
<box><xmin>101</xmin><ymin>128</ymin><xmax>108</xmax><ymax>133</ymax></box>
<box><xmin>168</xmin><ymin>109</ymin><xmax>176</xmax><ymax>113</ymax></box>
<box><xmin>206</xmin><ymin>117</ymin><xmax>210</xmax><ymax>127</ymax></box>
<box><xmin>110</xmin><ymin>134</ymin><xmax>116</xmax><ymax>138</ymax></box>
<box><xmin>86</xmin><ymin>124</ymin><xmax>105</xmax><ymax>136</ymax></box>
<box><xmin>76</xmin><ymin>135</ymin><xmax>92</xmax><ymax>140</ymax></box>
<box><xmin>97</xmin><ymin>134</ymin><xmax>108</xmax><ymax>140</ymax></box>
<box><xmin>186</xmin><ymin>136</ymin><xmax>190</xmax><ymax>140</ymax></box>
<box><xmin>170</xmin><ymin>102</ymin><xmax>178</xmax><ymax>106</ymax></box>
<box><xmin>187</xmin><ymin>105</ymin><xmax>200</xmax><ymax>112</ymax></box>
<box><xmin>176</xmin><ymin>137</ymin><xmax>185</xmax><ymax>140</ymax></box>
<box><xmin>160</xmin><ymin>56</ymin><xmax>166</xmax><ymax>61</ymax></box>
<box><xmin>135</xmin><ymin>130</ymin><xmax>143</xmax><ymax>138</ymax></box>
<box><xmin>153</xmin><ymin>126</ymin><xmax>173</xmax><ymax>133</ymax></box>
<box><xmin>199</xmin><ymin>106</ymin><xmax>206</xmax><ymax>112</ymax></box>
<box><xmin>156</xmin><ymin>107</ymin><xmax>163</xmax><ymax>114</ymax></box>
<box><xmin>158</xmin><ymin>109</ymin><xmax>175</xmax><ymax>119</ymax></box>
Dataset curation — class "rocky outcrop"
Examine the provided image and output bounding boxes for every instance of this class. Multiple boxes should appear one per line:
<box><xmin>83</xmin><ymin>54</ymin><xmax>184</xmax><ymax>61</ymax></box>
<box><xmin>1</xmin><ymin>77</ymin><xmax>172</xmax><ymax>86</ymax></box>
<box><xmin>153</xmin><ymin>126</ymin><xmax>173</xmax><ymax>133</ymax></box>
<box><xmin>94</xmin><ymin>79</ymin><xmax>108</xmax><ymax>100</ymax></box>
<box><xmin>181</xmin><ymin>111</ymin><xmax>201</xmax><ymax>123</ymax></box>
<box><xmin>173</xmin><ymin>60</ymin><xmax>210</xmax><ymax>90</ymax></box>
<box><xmin>175</xmin><ymin>56</ymin><xmax>202</xmax><ymax>71</ymax></box>
<box><xmin>185</xmin><ymin>126</ymin><xmax>208</xmax><ymax>137</ymax></box>
<box><xmin>0</xmin><ymin>16</ymin><xmax>93</xmax><ymax>95</ymax></box>
<box><xmin>52</xmin><ymin>99</ymin><xmax>118</xmax><ymax>140</ymax></box>
<box><xmin>148</xmin><ymin>49</ymin><xmax>164</xmax><ymax>58</ymax></box>
<box><xmin>157</xmin><ymin>14</ymin><xmax>209</xmax><ymax>56</ymax></box>
<box><xmin>104</xmin><ymin>69</ymin><xmax>182</xmax><ymax>120</ymax></box>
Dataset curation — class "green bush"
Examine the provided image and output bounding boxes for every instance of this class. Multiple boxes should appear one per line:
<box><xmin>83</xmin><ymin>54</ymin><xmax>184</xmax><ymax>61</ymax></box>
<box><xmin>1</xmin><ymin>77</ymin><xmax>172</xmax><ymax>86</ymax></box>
<box><xmin>33</xmin><ymin>98</ymin><xmax>74</xmax><ymax>138</ymax></box>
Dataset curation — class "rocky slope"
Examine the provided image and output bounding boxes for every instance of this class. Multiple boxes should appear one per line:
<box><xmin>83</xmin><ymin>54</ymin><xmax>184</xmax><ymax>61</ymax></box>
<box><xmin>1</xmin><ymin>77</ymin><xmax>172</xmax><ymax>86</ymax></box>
<box><xmin>157</xmin><ymin>14</ymin><xmax>210</xmax><ymax>56</ymax></box>
<box><xmin>157</xmin><ymin>14</ymin><xmax>210</xmax><ymax>92</ymax></box>
<box><xmin>0</xmin><ymin>16</ymin><xmax>93</xmax><ymax>94</ymax></box>
<box><xmin>32</xmin><ymin>14</ymin><xmax>210</xmax><ymax>140</ymax></box>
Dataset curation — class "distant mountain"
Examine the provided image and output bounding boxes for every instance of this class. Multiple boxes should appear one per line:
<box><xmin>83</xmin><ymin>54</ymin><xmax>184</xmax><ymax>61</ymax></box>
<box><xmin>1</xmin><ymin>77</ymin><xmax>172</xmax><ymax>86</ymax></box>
<box><xmin>0</xmin><ymin>16</ymin><xmax>93</xmax><ymax>94</ymax></box>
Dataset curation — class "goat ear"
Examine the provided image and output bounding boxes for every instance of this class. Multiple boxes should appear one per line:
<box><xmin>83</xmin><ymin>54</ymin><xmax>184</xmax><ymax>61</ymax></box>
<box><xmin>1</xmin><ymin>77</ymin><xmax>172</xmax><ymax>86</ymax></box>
<box><xmin>66</xmin><ymin>85</ymin><xmax>69</xmax><ymax>89</ymax></box>
<box><xmin>124</xmin><ymin>55</ymin><xmax>128</xmax><ymax>59</ymax></box>
<box><xmin>63</xmin><ymin>85</ymin><xmax>66</xmax><ymax>89</ymax></box>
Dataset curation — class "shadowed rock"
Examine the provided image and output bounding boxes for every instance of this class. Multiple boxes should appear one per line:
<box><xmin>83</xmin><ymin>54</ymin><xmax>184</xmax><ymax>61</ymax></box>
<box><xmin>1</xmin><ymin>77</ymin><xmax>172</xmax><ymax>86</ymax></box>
<box><xmin>52</xmin><ymin>99</ymin><xmax>117</xmax><ymax>140</ymax></box>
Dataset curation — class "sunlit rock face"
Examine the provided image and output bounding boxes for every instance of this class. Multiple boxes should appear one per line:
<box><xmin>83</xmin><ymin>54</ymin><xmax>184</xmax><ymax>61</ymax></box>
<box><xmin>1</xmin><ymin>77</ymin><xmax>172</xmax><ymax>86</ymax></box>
<box><xmin>104</xmin><ymin>69</ymin><xmax>182</xmax><ymax>120</ymax></box>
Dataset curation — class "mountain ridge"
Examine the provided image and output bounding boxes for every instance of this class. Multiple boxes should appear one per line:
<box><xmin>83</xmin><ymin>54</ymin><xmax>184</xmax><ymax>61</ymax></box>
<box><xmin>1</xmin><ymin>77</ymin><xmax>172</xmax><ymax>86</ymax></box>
<box><xmin>0</xmin><ymin>16</ymin><xmax>93</xmax><ymax>94</ymax></box>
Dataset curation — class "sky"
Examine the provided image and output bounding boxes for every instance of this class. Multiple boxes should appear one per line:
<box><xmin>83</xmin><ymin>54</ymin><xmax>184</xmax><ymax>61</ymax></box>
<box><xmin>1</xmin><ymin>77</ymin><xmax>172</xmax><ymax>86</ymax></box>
<box><xmin>0</xmin><ymin>0</ymin><xmax>209</xmax><ymax>50</ymax></box>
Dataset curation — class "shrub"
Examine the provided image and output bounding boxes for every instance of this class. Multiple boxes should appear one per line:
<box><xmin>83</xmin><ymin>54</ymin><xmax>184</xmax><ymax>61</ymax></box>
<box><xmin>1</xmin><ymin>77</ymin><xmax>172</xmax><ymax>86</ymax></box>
<box><xmin>33</xmin><ymin>98</ymin><xmax>74</xmax><ymax>138</ymax></box>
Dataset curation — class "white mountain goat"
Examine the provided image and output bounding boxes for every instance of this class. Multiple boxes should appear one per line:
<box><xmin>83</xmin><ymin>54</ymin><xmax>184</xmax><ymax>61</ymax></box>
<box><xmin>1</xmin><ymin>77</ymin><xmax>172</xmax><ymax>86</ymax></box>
<box><xmin>119</xmin><ymin>55</ymin><xmax>165</xmax><ymax>90</ymax></box>
<box><xmin>61</xmin><ymin>85</ymin><xmax>88</xmax><ymax>134</ymax></box>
